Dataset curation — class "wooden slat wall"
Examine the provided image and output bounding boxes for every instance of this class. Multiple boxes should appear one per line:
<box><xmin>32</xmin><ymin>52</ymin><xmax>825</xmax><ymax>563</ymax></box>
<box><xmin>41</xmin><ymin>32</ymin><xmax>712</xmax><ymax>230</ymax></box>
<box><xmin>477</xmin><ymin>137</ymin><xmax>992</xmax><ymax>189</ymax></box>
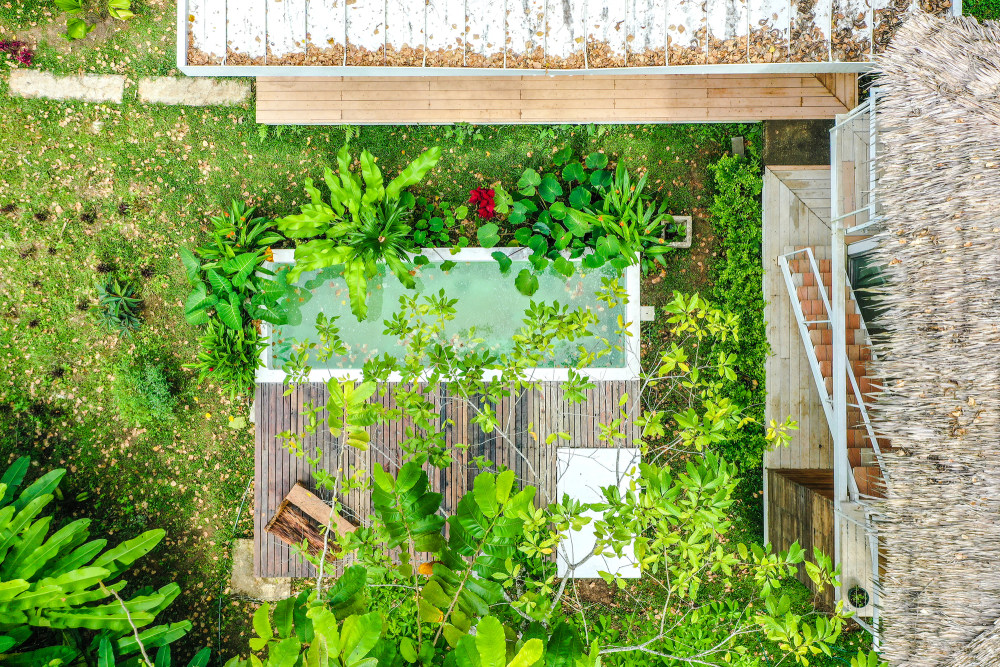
<box><xmin>254</xmin><ymin>380</ymin><xmax>641</xmax><ymax>577</ymax></box>
<box><xmin>255</xmin><ymin>74</ymin><xmax>856</xmax><ymax>125</ymax></box>
<box><xmin>762</xmin><ymin>167</ymin><xmax>835</xmax><ymax>472</ymax></box>
<box><xmin>766</xmin><ymin>469</ymin><xmax>835</xmax><ymax>607</ymax></box>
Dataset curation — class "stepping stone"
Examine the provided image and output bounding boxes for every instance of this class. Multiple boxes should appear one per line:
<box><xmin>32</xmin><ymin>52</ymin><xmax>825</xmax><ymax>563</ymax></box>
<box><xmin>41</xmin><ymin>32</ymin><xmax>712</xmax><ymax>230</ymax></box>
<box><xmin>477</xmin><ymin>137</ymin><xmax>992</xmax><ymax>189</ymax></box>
<box><xmin>229</xmin><ymin>539</ymin><xmax>292</xmax><ymax>600</ymax></box>
<box><xmin>137</xmin><ymin>76</ymin><xmax>251</xmax><ymax>106</ymax></box>
<box><xmin>9</xmin><ymin>70</ymin><xmax>125</xmax><ymax>104</ymax></box>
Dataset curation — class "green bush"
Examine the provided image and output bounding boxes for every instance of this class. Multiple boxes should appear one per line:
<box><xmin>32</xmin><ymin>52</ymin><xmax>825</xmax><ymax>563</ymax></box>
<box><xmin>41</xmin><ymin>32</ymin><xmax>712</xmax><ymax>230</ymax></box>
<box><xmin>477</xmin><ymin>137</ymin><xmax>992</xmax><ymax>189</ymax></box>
<box><xmin>112</xmin><ymin>350</ymin><xmax>179</xmax><ymax>425</ymax></box>
<box><xmin>965</xmin><ymin>0</ymin><xmax>1000</xmax><ymax>20</ymax></box>
<box><xmin>706</xmin><ymin>135</ymin><xmax>768</xmax><ymax>471</ymax></box>
<box><xmin>94</xmin><ymin>276</ymin><xmax>142</xmax><ymax>335</ymax></box>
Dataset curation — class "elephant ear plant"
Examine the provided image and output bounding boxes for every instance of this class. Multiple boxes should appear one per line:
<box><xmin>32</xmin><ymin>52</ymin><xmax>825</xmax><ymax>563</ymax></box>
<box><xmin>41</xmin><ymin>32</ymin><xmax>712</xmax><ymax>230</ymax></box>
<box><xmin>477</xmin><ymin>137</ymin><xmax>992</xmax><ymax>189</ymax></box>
<box><xmin>180</xmin><ymin>200</ymin><xmax>286</xmax><ymax>397</ymax></box>
<box><xmin>276</xmin><ymin>144</ymin><xmax>442</xmax><ymax>321</ymax></box>
<box><xmin>0</xmin><ymin>456</ymin><xmax>210</xmax><ymax>665</ymax></box>
<box><xmin>480</xmin><ymin>146</ymin><xmax>682</xmax><ymax>296</ymax></box>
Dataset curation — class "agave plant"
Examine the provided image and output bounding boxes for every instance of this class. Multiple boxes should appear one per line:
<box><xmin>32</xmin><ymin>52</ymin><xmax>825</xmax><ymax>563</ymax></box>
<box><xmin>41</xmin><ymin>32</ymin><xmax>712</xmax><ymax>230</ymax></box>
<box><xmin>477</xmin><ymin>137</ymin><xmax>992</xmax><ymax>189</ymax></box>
<box><xmin>94</xmin><ymin>277</ymin><xmax>141</xmax><ymax>335</ymax></box>
<box><xmin>277</xmin><ymin>144</ymin><xmax>441</xmax><ymax>321</ymax></box>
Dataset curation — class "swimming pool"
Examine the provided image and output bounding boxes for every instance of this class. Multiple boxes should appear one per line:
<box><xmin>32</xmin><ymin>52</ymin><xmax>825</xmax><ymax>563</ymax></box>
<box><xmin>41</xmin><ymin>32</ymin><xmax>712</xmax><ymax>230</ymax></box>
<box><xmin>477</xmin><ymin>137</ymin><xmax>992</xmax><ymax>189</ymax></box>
<box><xmin>256</xmin><ymin>248</ymin><xmax>640</xmax><ymax>383</ymax></box>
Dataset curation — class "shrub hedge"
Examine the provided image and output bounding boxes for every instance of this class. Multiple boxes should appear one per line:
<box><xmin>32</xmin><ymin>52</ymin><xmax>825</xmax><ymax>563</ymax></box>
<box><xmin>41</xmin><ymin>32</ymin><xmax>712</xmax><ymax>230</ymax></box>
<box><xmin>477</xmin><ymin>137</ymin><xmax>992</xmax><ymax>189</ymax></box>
<box><xmin>707</xmin><ymin>135</ymin><xmax>768</xmax><ymax>472</ymax></box>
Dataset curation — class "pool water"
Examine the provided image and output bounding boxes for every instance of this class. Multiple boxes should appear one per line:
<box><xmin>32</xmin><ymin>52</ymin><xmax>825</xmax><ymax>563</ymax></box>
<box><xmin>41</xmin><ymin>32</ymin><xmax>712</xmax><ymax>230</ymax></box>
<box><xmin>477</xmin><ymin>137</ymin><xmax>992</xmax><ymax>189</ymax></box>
<box><xmin>265</xmin><ymin>259</ymin><xmax>627</xmax><ymax>371</ymax></box>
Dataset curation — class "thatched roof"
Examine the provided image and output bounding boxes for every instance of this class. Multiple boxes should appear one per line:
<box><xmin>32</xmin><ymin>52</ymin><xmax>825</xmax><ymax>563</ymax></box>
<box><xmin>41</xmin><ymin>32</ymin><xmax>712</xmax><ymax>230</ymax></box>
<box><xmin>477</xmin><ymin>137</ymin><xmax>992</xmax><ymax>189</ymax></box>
<box><xmin>870</xmin><ymin>12</ymin><xmax>1000</xmax><ymax>667</ymax></box>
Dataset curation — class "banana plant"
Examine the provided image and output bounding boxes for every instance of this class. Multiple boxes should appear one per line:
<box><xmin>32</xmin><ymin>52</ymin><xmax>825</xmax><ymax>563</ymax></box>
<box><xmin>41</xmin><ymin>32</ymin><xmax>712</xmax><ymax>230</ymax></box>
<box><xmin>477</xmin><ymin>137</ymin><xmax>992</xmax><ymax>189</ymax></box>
<box><xmin>277</xmin><ymin>145</ymin><xmax>442</xmax><ymax>321</ymax></box>
<box><xmin>0</xmin><ymin>457</ymin><xmax>206</xmax><ymax>665</ymax></box>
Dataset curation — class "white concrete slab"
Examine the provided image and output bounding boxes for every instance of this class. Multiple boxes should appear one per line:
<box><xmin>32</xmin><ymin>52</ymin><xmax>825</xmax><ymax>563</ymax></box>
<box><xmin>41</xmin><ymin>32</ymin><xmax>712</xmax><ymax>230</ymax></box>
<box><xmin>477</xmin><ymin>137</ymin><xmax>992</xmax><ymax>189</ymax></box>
<box><xmin>346</xmin><ymin>0</ymin><xmax>386</xmax><ymax>64</ymax></box>
<box><xmin>137</xmin><ymin>76</ymin><xmax>251</xmax><ymax>105</ymax></box>
<box><xmin>465</xmin><ymin>0</ymin><xmax>505</xmax><ymax>66</ymax></box>
<box><xmin>425</xmin><ymin>0</ymin><xmax>465</xmax><ymax>66</ymax></box>
<box><xmin>266</xmin><ymin>0</ymin><xmax>307</xmax><ymax>61</ymax></box>
<box><xmin>546</xmin><ymin>0</ymin><xmax>587</xmax><ymax>67</ymax></box>
<box><xmin>227</xmin><ymin>0</ymin><xmax>267</xmax><ymax>63</ymax></box>
<box><xmin>556</xmin><ymin>448</ymin><xmax>641</xmax><ymax>579</ymax></box>
<box><xmin>306</xmin><ymin>0</ymin><xmax>347</xmax><ymax>64</ymax></box>
<box><xmin>506</xmin><ymin>0</ymin><xmax>546</xmax><ymax>68</ymax></box>
<box><xmin>188</xmin><ymin>0</ymin><xmax>226</xmax><ymax>63</ymax></box>
<box><xmin>668</xmin><ymin>0</ymin><xmax>706</xmax><ymax>64</ymax></box>
<box><xmin>627</xmin><ymin>0</ymin><xmax>667</xmax><ymax>65</ymax></box>
<box><xmin>8</xmin><ymin>71</ymin><xmax>125</xmax><ymax>104</ymax></box>
<box><xmin>587</xmin><ymin>0</ymin><xmax>628</xmax><ymax>67</ymax></box>
<box><xmin>385</xmin><ymin>0</ymin><xmax>426</xmax><ymax>65</ymax></box>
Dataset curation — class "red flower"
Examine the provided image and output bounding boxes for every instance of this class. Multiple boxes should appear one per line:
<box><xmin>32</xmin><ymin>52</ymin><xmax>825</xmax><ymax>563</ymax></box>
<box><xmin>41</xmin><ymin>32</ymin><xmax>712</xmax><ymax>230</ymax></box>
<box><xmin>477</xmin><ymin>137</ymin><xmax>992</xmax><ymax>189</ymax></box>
<box><xmin>468</xmin><ymin>188</ymin><xmax>496</xmax><ymax>220</ymax></box>
<box><xmin>15</xmin><ymin>48</ymin><xmax>32</xmax><ymax>66</ymax></box>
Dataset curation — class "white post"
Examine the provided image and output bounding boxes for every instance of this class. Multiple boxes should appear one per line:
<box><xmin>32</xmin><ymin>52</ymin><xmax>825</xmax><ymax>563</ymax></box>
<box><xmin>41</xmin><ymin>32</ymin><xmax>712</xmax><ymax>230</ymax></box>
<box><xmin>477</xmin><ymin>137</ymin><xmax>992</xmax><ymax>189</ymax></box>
<box><xmin>830</xmin><ymin>117</ymin><xmax>848</xmax><ymax>604</ymax></box>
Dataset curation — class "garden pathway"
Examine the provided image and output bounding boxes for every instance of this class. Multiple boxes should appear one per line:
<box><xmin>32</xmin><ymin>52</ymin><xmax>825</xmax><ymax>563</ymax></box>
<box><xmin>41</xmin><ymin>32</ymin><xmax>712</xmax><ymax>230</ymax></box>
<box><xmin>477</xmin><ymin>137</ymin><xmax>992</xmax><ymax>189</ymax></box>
<box><xmin>8</xmin><ymin>69</ymin><xmax>250</xmax><ymax>106</ymax></box>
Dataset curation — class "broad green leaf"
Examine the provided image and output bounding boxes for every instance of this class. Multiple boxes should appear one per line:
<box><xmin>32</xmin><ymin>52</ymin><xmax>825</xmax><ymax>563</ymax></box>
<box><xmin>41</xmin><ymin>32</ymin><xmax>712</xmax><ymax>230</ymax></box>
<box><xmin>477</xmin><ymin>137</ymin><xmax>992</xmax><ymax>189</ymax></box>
<box><xmin>477</xmin><ymin>223</ymin><xmax>500</xmax><ymax>248</ymax></box>
<box><xmin>585</xmin><ymin>152</ymin><xmax>608</xmax><ymax>169</ymax></box>
<box><xmin>552</xmin><ymin>145</ymin><xmax>573</xmax><ymax>166</ymax></box>
<box><xmin>179</xmin><ymin>247</ymin><xmax>201</xmax><ymax>283</ymax></box>
<box><xmin>216</xmin><ymin>293</ymin><xmax>243</xmax><ymax>331</ymax></box>
<box><xmin>569</xmin><ymin>186</ymin><xmax>592</xmax><ymax>209</ymax></box>
<box><xmin>359</xmin><ymin>150</ymin><xmax>386</xmax><ymax>205</ymax></box>
<box><xmin>92</xmin><ymin>529</ymin><xmax>166</xmax><ymax>578</ymax></box>
<box><xmin>345</xmin><ymin>259</ymin><xmax>369</xmax><ymax>322</ymax></box>
<box><xmin>562</xmin><ymin>162</ymin><xmax>586</xmax><ymax>183</ymax></box>
<box><xmin>514</xmin><ymin>269</ymin><xmax>539</xmax><ymax>297</ymax></box>
<box><xmin>563</xmin><ymin>209</ymin><xmax>594</xmax><ymax>236</ymax></box>
<box><xmin>491</xmin><ymin>251</ymin><xmax>513</xmax><ymax>274</ymax></box>
<box><xmin>227</xmin><ymin>252</ymin><xmax>260</xmax><ymax>288</ymax></box>
<box><xmin>97</xmin><ymin>637</ymin><xmax>113</xmax><ymax>667</ymax></box>
<box><xmin>538</xmin><ymin>176</ymin><xmax>563</xmax><ymax>203</ymax></box>
<box><xmin>508</xmin><ymin>639</ymin><xmax>544</xmax><ymax>667</ymax></box>
<box><xmin>474</xmin><ymin>616</ymin><xmax>505</xmax><ymax>667</ymax></box>
<box><xmin>207</xmin><ymin>269</ymin><xmax>233</xmax><ymax>297</ymax></box>
<box><xmin>340</xmin><ymin>612</ymin><xmax>382</xmax><ymax>665</ymax></box>
<box><xmin>386</xmin><ymin>147</ymin><xmax>442</xmax><ymax>200</ymax></box>
<box><xmin>553</xmin><ymin>257</ymin><xmax>575</xmax><ymax>278</ymax></box>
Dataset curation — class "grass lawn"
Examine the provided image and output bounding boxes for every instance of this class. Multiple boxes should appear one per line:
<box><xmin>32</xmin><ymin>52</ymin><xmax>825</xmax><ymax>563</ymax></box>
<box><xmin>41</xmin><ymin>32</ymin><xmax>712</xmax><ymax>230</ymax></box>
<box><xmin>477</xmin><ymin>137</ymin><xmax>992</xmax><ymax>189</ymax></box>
<box><xmin>0</xmin><ymin>1</ymin><xmax>865</xmax><ymax>661</ymax></box>
<box><xmin>0</xmin><ymin>69</ymin><xmax>753</xmax><ymax>655</ymax></box>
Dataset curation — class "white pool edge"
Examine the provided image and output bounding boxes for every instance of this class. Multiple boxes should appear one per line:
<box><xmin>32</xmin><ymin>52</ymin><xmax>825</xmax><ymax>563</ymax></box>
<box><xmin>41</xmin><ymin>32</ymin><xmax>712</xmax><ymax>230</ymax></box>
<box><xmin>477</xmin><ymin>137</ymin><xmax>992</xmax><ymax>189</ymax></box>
<box><xmin>256</xmin><ymin>247</ymin><xmax>641</xmax><ymax>384</ymax></box>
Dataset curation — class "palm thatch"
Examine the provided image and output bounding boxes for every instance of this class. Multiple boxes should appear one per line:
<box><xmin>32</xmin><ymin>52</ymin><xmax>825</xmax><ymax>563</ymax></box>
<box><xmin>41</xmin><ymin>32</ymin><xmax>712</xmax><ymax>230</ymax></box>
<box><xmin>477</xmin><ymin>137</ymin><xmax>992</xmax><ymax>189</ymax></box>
<box><xmin>869</xmin><ymin>11</ymin><xmax>1000</xmax><ymax>667</ymax></box>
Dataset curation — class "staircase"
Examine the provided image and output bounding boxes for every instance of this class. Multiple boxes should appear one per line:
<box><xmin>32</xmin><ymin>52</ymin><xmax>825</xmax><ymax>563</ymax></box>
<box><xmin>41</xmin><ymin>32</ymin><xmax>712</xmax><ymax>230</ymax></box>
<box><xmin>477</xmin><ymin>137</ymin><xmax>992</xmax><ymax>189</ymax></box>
<box><xmin>779</xmin><ymin>245</ymin><xmax>889</xmax><ymax>499</ymax></box>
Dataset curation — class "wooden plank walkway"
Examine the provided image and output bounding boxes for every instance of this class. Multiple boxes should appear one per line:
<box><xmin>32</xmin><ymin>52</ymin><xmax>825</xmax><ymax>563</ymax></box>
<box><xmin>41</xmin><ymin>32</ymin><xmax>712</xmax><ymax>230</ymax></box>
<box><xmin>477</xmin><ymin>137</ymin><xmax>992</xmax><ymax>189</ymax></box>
<box><xmin>762</xmin><ymin>166</ymin><xmax>834</xmax><ymax>472</ymax></box>
<box><xmin>255</xmin><ymin>74</ymin><xmax>858</xmax><ymax>124</ymax></box>
<box><xmin>254</xmin><ymin>380</ymin><xmax>641</xmax><ymax>578</ymax></box>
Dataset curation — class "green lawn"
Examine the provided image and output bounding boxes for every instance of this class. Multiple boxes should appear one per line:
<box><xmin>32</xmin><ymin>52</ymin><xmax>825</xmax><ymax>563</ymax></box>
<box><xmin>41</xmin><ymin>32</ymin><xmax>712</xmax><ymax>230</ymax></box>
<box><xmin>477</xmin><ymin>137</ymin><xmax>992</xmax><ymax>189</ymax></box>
<box><xmin>0</xmin><ymin>67</ymin><xmax>753</xmax><ymax>653</ymax></box>
<box><xmin>0</xmin><ymin>1</ymin><xmax>868</xmax><ymax>660</ymax></box>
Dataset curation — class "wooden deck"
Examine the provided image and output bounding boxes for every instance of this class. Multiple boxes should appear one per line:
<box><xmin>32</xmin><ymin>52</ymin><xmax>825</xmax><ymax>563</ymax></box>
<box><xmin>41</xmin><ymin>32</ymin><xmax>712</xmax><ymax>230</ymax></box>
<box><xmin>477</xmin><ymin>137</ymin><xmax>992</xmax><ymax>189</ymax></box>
<box><xmin>254</xmin><ymin>380</ymin><xmax>640</xmax><ymax>578</ymax></box>
<box><xmin>255</xmin><ymin>74</ymin><xmax>858</xmax><ymax>125</ymax></box>
<box><xmin>766</xmin><ymin>469</ymin><xmax>835</xmax><ymax>606</ymax></box>
<box><xmin>762</xmin><ymin>166</ymin><xmax>834</xmax><ymax>473</ymax></box>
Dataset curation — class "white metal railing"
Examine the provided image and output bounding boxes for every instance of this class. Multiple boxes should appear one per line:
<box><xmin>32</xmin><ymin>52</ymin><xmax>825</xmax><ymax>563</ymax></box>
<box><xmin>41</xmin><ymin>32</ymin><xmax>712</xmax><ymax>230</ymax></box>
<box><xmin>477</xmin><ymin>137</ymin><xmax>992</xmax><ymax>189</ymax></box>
<box><xmin>830</xmin><ymin>93</ymin><xmax>884</xmax><ymax>644</ymax></box>
<box><xmin>779</xmin><ymin>244</ymin><xmax>886</xmax><ymax>642</ymax></box>
<box><xmin>830</xmin><ymin>89</ymin><xmax>881</xmax><ymax>235</ymax></box>
<box><xmin>778</xmin><ymin>248</ymin><xmax>891</xmax><ymax>496</ymax></box>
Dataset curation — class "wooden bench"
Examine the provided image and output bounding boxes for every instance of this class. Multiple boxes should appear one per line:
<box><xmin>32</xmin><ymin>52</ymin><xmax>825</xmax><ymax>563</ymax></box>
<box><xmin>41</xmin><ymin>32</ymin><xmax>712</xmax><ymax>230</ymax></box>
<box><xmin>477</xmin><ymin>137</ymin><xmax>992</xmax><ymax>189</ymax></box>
<box><xmin>255</xmin><ymin>73</ymin><xmax>859</xmax><ymax>125</ymax></box>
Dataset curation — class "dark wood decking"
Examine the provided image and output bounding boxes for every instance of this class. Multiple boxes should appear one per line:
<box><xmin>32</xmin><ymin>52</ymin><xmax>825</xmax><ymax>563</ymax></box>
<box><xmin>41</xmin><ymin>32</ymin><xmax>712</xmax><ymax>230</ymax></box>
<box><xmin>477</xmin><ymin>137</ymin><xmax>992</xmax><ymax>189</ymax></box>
<box><xmin>254</xmin><ymin>380</ymin><xmax>641</xmax><ymax>578</ymax></box>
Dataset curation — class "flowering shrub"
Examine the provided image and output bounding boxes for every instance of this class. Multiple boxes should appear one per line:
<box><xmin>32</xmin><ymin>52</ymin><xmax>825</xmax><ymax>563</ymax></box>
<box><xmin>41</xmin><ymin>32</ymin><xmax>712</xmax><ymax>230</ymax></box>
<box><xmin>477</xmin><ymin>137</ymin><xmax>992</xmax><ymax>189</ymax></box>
<box><xmin>468</xmin><ymin>187</ymin><xmax>496</xmax><ymax>220</ymax></box>
<box><xmin>0</xmin><ymin>40</ymin><xmax>33</xmax><ymax>66</ymax></box>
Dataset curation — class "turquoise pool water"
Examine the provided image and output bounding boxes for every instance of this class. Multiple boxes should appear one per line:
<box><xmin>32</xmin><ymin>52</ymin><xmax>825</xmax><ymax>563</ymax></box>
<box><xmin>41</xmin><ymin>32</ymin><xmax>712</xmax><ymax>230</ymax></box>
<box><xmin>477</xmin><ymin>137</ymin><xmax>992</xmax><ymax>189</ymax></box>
<box><xmin>266</xmin><ymin>259</ymin><xmax>627</xmax><ymax>371</ymax></box>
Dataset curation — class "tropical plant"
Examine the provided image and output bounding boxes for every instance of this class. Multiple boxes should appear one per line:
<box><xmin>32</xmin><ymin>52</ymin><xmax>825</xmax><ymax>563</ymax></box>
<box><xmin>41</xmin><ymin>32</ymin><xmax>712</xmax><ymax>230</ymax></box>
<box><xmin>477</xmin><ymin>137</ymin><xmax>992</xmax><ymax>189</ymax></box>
<box><xmin>54</xmin><ymin>0</ymin><xmax>134</xmax><ymax>40</ymax></box>
<box><xmin>707</xmin><ymin>138</ymin><xmax>769</xmax><ymax>471</ymax></box>
<box><xmin>276</xmin><ymin>144</ymin><xmax>441</xmax><ymax>321</ymax></box>
<box><xmin>479</xmin><ymin>147</ymin><xmax>682</xmax><ymax>295</ymax></box>
<box><xmin>94</xmin><ymin>277</ymin><xmax>142</xmax><ymax>335</ymax></box>
<box><xmin>0</xmin><ymin>456</ymin><xmax>208</xmax><ymax>665</ymax></box>
<box><xmin>111</xmin><ymin>350</ymin><xmax>178</xmax><ymax>426</ymax></box>
<box><xmin>184</xmin><ymin>319</ymin><xmax>264</xmax><ymax>398</ymax></box>
<box><xmin>224</xmin><ymin>592</ymin><xmax>383</xmax><ymax>667</ymax></box>
<box><xmin>180</xmin><ymin>204</ymin><xmax>286</xmax><ymax>330</ymax></box>
<box><xmin>267</xmin><ymin>286</ymin><xmax>846</xmax><ymax>667</ymax></box>
<box><xmin>197</xmin><ymin>200</ymin><xmax>284</xmax><ymax>262</ymax></box>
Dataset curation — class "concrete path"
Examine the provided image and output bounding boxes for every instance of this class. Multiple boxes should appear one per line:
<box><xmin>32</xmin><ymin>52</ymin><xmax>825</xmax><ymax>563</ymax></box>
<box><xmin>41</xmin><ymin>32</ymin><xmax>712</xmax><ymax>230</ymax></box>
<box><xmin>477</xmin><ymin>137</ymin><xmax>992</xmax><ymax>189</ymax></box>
<box><xmin>8</xmin><ymin>70</ymin><xmax>251</xmax><ymax>107</ymax></box>
<box><xmin>9</xmin><ymin>70</ymin><xmax>125</xmax><ymax>103</ymax></box>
